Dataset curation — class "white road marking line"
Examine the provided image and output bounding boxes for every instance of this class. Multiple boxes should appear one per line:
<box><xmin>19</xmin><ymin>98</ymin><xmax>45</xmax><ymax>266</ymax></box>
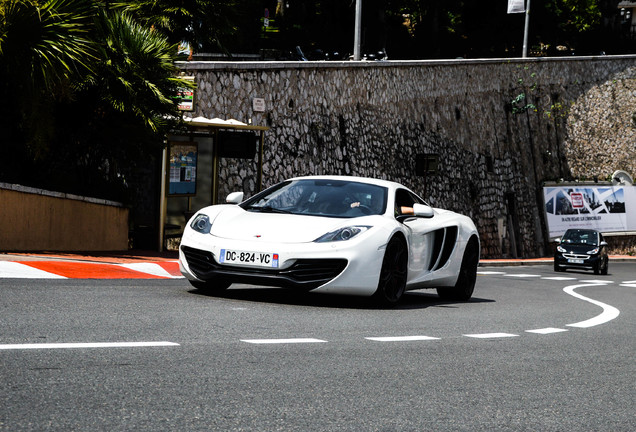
<box><xmin>240</xmin><ymin>338</ymin><xmax>327</xmax><ymax>344</ymax></box>
<box><xmin>0</xmin><ymin>341</ymin><xmax>180</xmax><ymax>350</ymax></box>
<box><xmin>579</xmin><ymin>279</ymin><xmax>612</xmax><ymax>284</ymax></box>
<box><xmin>542</xmin><ymin>276</ymin><xmax>578</xmax><ymax>281</ymax></box>
<box><xmin>463</xmin><ymin>333</ymin><xmax>519</xmax><ymax>339</ymax></box>
<box><xmin>0</xmin><ymin>262</ymin><xmax>67</xmax><ymax>279</ymax></box>
<box><xmin>526</xmin><ymin>328</ymin><xmax>568</xmax><ymax>334</ymax></box>
<box><xmin>477</xmin><ymin>271</ymin><xmax>506</xmax><ymax>275</ymax></box>
<box><xmin>563</xmin><ymin>283</ymin><xmax>620</xmax><ymax>328</ymax></box>
<box><xmin>623</xmin><ymin>280</ymin><xmax>636</xmax><ymax>284</ymax></box>
<box><xmin>503</xmin><ymin>274</ymin><xmax>542</xmax><ymax>278</ymax></box>
<box><xmin>365</xmin><ymin>336</ymin><xmax>440</xmax><ymax>342</ymax></box>
<box><xmin>117</xmin><ymin>263</ymin><xmax>183</xmax><ymax>278</ymax></box>
<box><xmin>621</xmin><ymin>283</ymin><xmax>636</xmax><ymax>288</ymax></box>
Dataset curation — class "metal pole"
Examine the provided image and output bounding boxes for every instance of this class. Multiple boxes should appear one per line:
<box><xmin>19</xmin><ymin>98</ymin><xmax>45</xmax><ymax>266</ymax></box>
<box><xmin>354</xmin><ymin>0</ymin><xmax>362</xmax><ymax>60</ymax></box>
<box><xmin>522</xmin><ymin>0</ymin><xmax>531</xmax><ymax>57</ymax></box>
<box><xmin>158</xmin><ymin>146</ymin><xmax>168</xmax><ymax>252</ymax></box>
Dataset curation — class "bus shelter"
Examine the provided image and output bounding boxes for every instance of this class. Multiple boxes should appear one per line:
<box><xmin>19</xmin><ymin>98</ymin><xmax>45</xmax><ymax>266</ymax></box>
<box><xmin>159</xmin><ymin>116</ymin><xmax>269</xmax><ymax>251</ymax></box>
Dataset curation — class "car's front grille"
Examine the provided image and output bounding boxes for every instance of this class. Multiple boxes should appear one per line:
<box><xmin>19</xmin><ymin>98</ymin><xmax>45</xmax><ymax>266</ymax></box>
<box><xmin>181</xmin><ymin>246</ymin><xmax>347</xmax><ymax>290</ymax></box>
<box><xmin>563</xmin><ymin>253</ymin><xmax>590</xmax><ymax>259</ymax></box>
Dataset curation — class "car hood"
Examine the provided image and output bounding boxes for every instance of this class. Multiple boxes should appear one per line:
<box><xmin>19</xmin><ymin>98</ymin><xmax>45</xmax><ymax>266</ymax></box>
<box><xmin>209</xmin><ymin>206</ymin><xmax>364</xmax><ymax>243</ymax></box>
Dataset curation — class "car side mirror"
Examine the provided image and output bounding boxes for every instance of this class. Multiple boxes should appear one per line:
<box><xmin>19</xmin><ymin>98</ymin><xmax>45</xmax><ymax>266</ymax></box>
<box><xmin>413</xmin><ymin>203</ymin><xmax>434</xmax><ymax>218</ymax></box>
<box><xmin>226</xmin><ymin>192</ymin><xmax>244</xmax><ymax>204</ymax></box>
<box><xmin>600</xmin><ymin>241</ymin><xmax>608</xmax><ymax>247</ymax></box>
<box><xmin>555</xmin><ymin>238</ymin><xmax>561</xmax><ymax>244</ymax></box>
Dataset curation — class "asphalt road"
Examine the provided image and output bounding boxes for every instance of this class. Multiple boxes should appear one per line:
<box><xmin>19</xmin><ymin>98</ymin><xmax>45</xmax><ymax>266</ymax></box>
<box><xmin>1</xmin><ymin>263</ymin><xmax>635</xmax><ymax>431</ymax></box>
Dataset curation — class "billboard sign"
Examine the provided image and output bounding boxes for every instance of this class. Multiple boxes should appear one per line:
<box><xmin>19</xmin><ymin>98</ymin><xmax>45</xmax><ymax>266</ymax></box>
<box><xmin>543</xmin><ymin>185</ymin><xmax>635</xmax><ymax>238</ymax></box>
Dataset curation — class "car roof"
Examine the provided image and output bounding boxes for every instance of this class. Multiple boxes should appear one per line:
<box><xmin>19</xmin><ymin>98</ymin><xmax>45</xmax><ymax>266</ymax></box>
<box><xmin>289</xmin><ymin>175</ymin><xmax>406</xmax><ymax>191</ymax></box>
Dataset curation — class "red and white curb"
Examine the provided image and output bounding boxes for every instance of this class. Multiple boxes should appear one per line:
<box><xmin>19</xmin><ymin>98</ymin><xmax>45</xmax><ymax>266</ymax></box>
<box><xmin>0</xmin><ymin>260</ymin><xmax>183</xmax><ymax>279</ymax></box>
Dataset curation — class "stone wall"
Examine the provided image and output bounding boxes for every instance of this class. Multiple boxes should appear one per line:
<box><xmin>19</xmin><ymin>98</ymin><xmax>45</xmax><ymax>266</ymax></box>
<box><xmin>180</xmin><ymin>56</ymin><xmax>636</xmax><ymax>258</ymax></box>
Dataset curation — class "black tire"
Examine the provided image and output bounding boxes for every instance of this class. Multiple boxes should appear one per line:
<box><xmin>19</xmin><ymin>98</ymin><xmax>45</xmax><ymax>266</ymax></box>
<box><xmin>554</xmin><ymin>261</ymin><xmax>564</xmax><ymax>272</ymax></box>
<box><xmin>373</xmin><ymin>236</ymin><xmax>408</xmax><ymax>306</ymax></box>
<box><xmin>437</xmin><ymin>237</ymin><xmax>479</xmax><ymax>301</ymax></box>
<box><xmin>189</xmin><ymin>279</ymin><xmax>231</xmax><ymax>293</ymax></box>
<box><xmin>594</xmin><ymin>261</ymin><xmax>601</xmax><ymax>275</ymax></box>
<box><xmin>601</xmin><ymin>258</ymin><xmax>609</xmax><ymax>275</ymax></box>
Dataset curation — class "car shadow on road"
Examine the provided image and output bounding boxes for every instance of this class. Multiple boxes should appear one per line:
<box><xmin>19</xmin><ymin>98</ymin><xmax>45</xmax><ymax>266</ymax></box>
<box><xmin>188</xmin><ymin>286</ymin><xmax>494</xmax><ymax>310</ymax></box>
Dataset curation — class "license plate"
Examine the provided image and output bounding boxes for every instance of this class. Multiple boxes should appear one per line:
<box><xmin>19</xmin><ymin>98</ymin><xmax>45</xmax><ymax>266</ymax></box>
<box><xmin>219</xmin><ymin>249</ymin><xmax>279</xmax><ymax>268</ymax></box>
<box><xmin>567</xmin><ymin>259</ymin><xmax>584</xmax><ymax>264</ymax></box>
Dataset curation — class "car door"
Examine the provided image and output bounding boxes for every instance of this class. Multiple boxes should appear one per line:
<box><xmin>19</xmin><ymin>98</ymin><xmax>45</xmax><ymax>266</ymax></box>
<box><xmin>395</xmin><ymin>189</ymin><xmax>455</xmax><ymax>278</ymax></box>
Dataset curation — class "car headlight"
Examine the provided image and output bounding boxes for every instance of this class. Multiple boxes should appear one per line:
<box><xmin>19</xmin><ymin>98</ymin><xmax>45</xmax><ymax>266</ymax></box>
<box><xmin>586</xmin><ymin>247</ymin><xmax>600</xmax><ymax>254</ymax></box>
<box><xmin>557</xmin><ymin>245</ymin><xmax>567</xmax><ymax>253</ymax></box>
<box><xmin>190</xmin><ymin>214</ymin><xmax>212</xmax><ymax>234</ymax></box>
<box><xmin>314</xmin><ymin>226</ymin><xmax>371</xmax><ymax>242</ymax></box>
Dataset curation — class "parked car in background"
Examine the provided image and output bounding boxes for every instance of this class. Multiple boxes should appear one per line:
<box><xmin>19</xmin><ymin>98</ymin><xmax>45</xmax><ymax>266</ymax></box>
<box><xmin>554</xmin><ymin>229</ymin><xmax>609</xmax><ymax>274</ymax></box>
<box><xmin>179</xmin><ymin>175</ymin><xmax>480</xmax><ymax>305</ymax></box>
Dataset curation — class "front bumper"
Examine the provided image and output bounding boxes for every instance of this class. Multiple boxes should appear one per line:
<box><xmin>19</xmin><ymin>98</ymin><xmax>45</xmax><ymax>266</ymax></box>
<box><xmin>554</xmin><ymin>253</ymin><xmax>601</xmax><ymax>271</ymax></box>
<box><xmin>181</xmin><ymin>245</ymin><xmax>347</xmax><ymax>290</ymax></box>
<box><xmin>179</xmin><ymin>229</ymin><xmax>387</xmax><ymax>296</ymax></box>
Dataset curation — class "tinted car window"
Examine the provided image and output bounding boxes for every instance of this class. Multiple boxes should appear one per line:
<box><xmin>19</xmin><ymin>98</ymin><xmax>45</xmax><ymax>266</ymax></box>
<box><xmin>562</xmin><ymin>229</ymin><xmax>599</xmax><ymax>246</ymax></box>
<box><xmin>241</xmin><ymin>179</ymin><xmax>388</xmax><ymax>218</ymax></box>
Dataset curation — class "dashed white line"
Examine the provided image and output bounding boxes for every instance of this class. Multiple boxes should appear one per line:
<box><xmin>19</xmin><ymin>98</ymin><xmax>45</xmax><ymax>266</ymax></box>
<box><xmin>542</xmin><ymin>276</ymin><xmax>577</xmax><ymax>281</ymax></box>
<box><xmin>0</xmin><ymin>341</ymin><xmax>180</xmax><ymax>350</ymax></box>
<box><xmin>526</xmin><ymin>328</ymin><xmax>568</xmax><ymax>334</ymax></box>
<box><xmin>241</xmin><ymin>338</ymin><xmax>327</xmax><ymax>344</ymax></box>
<box><xmin>503</xmin><ymin>274</ymin><xmax>542</xmax><ymax>278</ymax></box>
<box><xmin>463</xmin><ymin>333</ymin><xmax>519</xmax><ymax>339</ymax></box>
<box><xmin>365</xmin><ymin>336</ymin><xmax>440</xmax><ymax>342</ymax></box>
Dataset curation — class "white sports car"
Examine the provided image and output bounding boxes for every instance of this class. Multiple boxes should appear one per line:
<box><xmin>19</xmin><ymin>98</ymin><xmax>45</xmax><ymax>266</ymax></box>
<box><xmin>179</xmin><ymin>175</ymin><xmax>480</xmax><ymax>305</ymax></box>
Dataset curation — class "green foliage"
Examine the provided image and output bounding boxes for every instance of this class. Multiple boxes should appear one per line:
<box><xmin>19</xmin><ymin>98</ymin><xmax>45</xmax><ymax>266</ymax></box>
<box><xmin>0</xmin><ymin>0</ymin><xmax>192</xmax><ymax>201</ymax></box>
<box><xmin>511</xmin><ymin>93</ymin><xmax>537</xmax><ymax>115</ymax></box>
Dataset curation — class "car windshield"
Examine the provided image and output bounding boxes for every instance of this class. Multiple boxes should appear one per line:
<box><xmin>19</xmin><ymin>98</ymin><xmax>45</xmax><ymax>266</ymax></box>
<box><xmin>562</xmin><ymin>229</ymin><xmax>599</xmax><ymax>246</ymax></box>
<box><xmin>241</xmin><ymin>179</ymin><xmax>388</xmax><ymax>218</ymax></box>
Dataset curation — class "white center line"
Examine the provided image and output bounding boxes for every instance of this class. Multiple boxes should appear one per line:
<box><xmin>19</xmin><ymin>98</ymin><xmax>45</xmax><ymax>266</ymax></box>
<box><xmin>563</xmin><ymin>283</ymin><xmax>620</xmax><ymax>328</ymax></box>
<box><xmin>0</xmin><ymin>341</ymin><xmax>180</xmax><ymax>350</ymax></box>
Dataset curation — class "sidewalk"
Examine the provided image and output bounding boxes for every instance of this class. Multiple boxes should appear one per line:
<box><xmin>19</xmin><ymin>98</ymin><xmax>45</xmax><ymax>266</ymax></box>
<box><xmin>1</xmin><ymin>250</ymin><xmax>634</xmax><ymax>266</ymax></box>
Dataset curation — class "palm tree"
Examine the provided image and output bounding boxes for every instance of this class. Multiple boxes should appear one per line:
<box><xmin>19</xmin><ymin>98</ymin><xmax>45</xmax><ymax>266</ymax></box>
<box><xmin>0</xmin><ymin>0</ymin><xmax>96</xmax><ymax>160</ymax></box>
<box><xmin>0</xmin><ymin>0</ymin><xmax>193</xmax><ymax>200</ymax></box>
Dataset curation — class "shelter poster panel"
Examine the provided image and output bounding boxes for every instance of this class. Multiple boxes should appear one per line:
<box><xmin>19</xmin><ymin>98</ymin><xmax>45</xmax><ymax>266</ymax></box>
<box><xmin>168</xmin><ymin>142</ymin><xmax>197</xmax><ymax>196</ymax></box>
<box><xmin>543</xmin><ymin>185</ymin><xmax>635</xmax><ymax>238</ymax></box>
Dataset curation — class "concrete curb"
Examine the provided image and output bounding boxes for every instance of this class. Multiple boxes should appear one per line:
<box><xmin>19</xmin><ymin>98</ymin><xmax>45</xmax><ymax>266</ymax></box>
<box><xmin>479</xmin><ymin>256</ymin><xmax>636</xmax><ymax>267</ymax></box>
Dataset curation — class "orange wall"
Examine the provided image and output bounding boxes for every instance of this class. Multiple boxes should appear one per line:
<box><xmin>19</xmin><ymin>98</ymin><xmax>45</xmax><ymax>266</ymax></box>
<box><xmin>0</xmin><ymin>186</ymin><xmax>129</xmax><ymax>251</ymax></box>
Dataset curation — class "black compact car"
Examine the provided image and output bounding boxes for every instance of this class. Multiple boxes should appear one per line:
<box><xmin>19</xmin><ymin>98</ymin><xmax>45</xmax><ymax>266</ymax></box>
<box><xmin>554</xmin><ymin>229</ymin><xmax>609</xmax><ymax>274</ymax></box>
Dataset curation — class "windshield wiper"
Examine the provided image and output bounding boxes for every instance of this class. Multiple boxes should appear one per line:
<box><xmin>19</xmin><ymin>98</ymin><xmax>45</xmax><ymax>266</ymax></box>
<box><xmin>245</xmin><ymin>205</ymin><xmax>292</xmax><ymax>214</ymax></box>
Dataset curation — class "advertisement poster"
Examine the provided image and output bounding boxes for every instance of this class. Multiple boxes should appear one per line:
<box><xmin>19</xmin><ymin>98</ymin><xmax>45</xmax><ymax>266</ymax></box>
<box><xmin>168</xmin><ymin>143</ymin><xmax>197</xmax><ymax>195</ymax></box>
<box><xmin>543</xmin><ymin>185</ymin><xmax>635</xmax><ymax>238</ymax></box>
<box><xmin>175</xmin><ymin>76</ymin><xmax>195</xmax><ymax>111</ymax></box>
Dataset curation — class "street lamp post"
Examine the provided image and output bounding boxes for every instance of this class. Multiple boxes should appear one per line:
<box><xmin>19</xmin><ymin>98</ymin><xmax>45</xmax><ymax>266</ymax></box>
<box><xmin>354</xmin><ymin>0</ymin><xmax>362</xmax><ymax>60</ymax></box>
<box><xmin>522</xmin><ymin>0</ymin><xmax>531</xmax><ymax>57</ymax></box>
